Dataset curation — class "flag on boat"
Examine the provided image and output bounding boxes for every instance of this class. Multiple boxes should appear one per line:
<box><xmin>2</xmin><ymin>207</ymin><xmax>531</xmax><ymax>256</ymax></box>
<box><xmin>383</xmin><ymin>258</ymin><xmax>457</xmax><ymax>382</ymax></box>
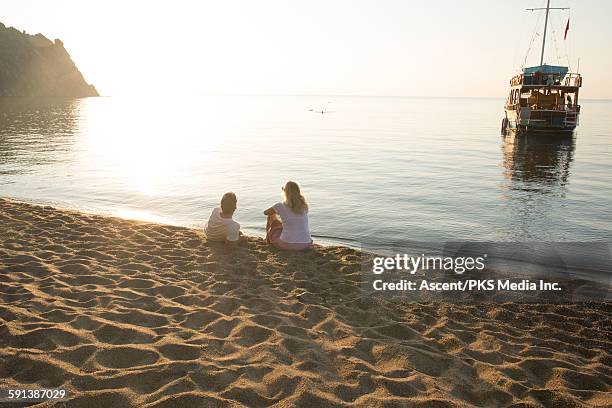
<box><xmin>564</xmin><ymin>18</ymin><xmax>570</xmax><ymax>40</ymax></box>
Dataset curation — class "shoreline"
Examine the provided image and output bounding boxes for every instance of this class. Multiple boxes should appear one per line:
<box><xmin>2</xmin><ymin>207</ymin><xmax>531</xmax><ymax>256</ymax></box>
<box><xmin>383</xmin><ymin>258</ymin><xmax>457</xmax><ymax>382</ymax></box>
<box><xmin>1</xmin><ymin>198</ymin><xmax>611</xmax><ymax>407</ymax></box>
<box><xmin>3</xmin><ymin>196</ymin><xmax>609</xmax><ymax>286</ymax></box>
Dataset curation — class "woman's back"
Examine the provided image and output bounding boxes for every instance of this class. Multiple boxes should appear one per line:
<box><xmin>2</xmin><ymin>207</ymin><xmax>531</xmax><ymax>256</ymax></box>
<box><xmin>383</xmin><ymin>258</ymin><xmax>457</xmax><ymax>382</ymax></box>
<box><xmin>273</xmin><ymin>202</ymin><xmax>311</xmax><ymax>244</ymax></box>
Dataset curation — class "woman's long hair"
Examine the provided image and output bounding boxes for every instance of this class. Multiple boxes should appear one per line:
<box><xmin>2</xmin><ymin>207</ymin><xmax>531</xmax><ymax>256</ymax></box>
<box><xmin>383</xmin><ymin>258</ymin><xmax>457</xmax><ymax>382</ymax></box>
<box><xmin>283</xmin><ymin>181</ymin><xmax>308</xmax><ymax>215</ymax></box>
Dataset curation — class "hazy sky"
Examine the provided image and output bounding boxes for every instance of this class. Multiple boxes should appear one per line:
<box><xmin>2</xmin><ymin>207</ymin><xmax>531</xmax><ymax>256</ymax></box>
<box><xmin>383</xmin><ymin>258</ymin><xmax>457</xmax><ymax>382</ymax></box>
<box><xmin>2</xmin><ymin>0</ymin><xmax>611</xmax><ymax>98</ymax></box>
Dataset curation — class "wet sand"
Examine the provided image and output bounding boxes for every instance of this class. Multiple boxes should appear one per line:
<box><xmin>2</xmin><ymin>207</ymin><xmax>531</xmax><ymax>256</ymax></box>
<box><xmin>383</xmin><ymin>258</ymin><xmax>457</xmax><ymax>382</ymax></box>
<box><xmin>0</xmin><ymin>198</ymin><xmax>610</xmax><ymax>407</ymax></box>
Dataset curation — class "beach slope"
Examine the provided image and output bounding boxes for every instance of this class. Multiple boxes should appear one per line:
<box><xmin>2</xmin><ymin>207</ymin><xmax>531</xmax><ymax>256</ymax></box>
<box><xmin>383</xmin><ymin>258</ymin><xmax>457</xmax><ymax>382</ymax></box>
<box><xmin>0</xmin><ymin>199</ymin><xmax>610</xmax><ymax>407</ymax></box>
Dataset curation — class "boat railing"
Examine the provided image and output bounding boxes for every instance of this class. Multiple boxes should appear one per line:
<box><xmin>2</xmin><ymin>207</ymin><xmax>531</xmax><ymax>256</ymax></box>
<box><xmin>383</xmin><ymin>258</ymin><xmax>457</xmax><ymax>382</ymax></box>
<box><xmin>507</xmin><ymin>102</ymin><xmax>581</xmax><ymax>113</ymax></box>
<box><xmin>510</xmin><ymin>72</ymin><xmax>582</xmax><ymax>87</ymax></box>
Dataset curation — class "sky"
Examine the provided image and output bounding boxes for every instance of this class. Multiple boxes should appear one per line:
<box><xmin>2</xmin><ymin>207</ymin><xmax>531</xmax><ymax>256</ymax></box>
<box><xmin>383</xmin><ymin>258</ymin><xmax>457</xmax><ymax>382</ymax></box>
<box><xmin>2</xmin><ymin>0</ymin><xmax>611</xmax><ymax>98</ymax></box>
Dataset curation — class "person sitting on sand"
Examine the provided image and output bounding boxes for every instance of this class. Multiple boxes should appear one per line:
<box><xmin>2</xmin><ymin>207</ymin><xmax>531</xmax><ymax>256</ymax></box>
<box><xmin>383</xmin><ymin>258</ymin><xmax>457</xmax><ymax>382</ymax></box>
<box><xmin>204</xmin><ymin>192</ymin><xmax>241</xmax><ymax>244</ymax></box>
<box><xmin>264</xmin><ymin>181</ymin><xmax>313</xmax><ymax>250</ymax></box>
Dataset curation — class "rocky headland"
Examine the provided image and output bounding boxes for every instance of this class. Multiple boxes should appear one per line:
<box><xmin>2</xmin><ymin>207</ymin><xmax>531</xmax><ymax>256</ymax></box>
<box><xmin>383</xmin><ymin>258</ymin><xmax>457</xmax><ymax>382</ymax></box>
<box><xmin>0</xmin><ymin>22</ymin><xmax>98</xmax><ymax>97</ymax></box>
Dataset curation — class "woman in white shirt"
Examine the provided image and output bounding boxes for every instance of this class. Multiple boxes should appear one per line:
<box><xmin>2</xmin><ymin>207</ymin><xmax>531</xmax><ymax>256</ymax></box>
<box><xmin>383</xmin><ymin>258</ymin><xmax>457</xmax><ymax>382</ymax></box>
<box><xmin>264</xmin><ymin>181</ymin><xmax>313</xmax><ymax>250</ymax></box>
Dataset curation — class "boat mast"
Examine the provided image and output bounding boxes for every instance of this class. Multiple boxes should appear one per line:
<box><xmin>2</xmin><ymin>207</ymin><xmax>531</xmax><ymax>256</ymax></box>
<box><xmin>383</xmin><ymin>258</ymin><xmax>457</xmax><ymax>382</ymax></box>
<box><xmin>540</xmin><ymin>0</ymin><xmax>551</xmax><ymax>65</ymax></box>
<box><xmin>527</xmin><ymin>1</ymin><xmax>569</xmax><ymax>66</ymax></box>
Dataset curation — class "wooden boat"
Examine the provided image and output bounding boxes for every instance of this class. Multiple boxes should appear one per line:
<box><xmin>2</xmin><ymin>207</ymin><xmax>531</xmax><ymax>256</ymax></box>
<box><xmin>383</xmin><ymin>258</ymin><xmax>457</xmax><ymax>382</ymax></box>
<box><xmin>502</xmin><ymin>1</ymin><xmax>581</xmax><ymax>135</ymax></box>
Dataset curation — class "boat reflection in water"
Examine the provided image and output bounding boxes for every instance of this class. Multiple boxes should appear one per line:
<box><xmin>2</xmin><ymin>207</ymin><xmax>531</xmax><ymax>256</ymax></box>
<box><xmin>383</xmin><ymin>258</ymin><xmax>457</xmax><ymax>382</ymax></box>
<box><xmin>502</xmin><ymin>132</ymin><xmax>575</xmax><ymax>190</ymax></box>
<box><xmin>500</xmin><ymin>132</ymin><xmax>577</xmax><ymax>240</ymax></box>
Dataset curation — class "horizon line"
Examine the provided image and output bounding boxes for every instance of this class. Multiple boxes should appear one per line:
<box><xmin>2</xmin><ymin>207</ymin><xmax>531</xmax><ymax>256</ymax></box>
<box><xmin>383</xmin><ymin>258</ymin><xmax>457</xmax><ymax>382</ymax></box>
<box><xmin>93</xmin><ymin>93</ymin><xmax>612</xmax><ymax>101</ymax></box>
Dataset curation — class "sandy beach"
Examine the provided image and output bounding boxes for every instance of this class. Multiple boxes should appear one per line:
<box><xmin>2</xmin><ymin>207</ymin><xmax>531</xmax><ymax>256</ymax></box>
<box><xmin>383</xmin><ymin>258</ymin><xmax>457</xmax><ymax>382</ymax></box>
<box><xmin>0</xmin><ymin>198</ymin><xmax>610</xmax><ymax>407</ymax></box>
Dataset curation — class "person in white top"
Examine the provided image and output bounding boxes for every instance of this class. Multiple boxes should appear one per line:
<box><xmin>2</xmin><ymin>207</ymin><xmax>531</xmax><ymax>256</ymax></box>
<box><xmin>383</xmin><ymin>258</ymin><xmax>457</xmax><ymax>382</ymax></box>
<box><xmin>204</xmin><ymin>192</ymin><xmax>241</xmax><ymax>243</ymax></box>
<box><xmin>264</xmin><ymin>181</ymin><xmax>313</xmax><ymax>250</ymax></box>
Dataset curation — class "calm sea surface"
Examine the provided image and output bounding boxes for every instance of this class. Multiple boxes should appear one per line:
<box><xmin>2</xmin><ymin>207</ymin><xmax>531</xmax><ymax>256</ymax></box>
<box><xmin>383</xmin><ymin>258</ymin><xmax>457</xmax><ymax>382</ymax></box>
<box><xmin>1</xmin><ymin>96</ymin><xmax>611</xmax><ymax>248</ymax></box>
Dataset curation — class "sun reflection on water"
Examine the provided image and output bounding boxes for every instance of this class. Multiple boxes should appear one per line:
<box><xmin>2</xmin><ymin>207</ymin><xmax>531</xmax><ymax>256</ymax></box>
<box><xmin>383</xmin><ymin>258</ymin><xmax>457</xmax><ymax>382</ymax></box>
<box><xmin>75</xmin><ymin>97</ymin><xmax>241</xmax><ymax>196</ymax></box>
<box><xmin>110</xmin><ymin>209</ymin><xmax>175</xmax><ymax>225</ymax></box>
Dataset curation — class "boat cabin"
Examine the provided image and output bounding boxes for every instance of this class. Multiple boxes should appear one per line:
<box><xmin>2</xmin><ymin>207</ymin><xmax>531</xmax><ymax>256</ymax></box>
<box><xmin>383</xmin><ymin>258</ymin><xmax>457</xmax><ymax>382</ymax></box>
<box><xmin>504</xmin><ymin>64</ymin><xmax>581</xmax><ymax>132</ymax></box>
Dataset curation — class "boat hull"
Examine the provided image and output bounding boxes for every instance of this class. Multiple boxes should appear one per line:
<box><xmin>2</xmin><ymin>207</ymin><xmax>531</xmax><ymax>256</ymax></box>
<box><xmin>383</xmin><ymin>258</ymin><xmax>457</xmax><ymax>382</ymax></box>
<box><xmin>503</xmin><ymin>108</ymin><xmax>578</xmax><ymax>135</ymax></box>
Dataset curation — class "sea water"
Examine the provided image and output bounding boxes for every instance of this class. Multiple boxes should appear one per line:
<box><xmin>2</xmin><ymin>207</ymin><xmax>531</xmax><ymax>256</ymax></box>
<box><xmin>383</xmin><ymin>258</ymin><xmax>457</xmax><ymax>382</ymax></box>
<box><xmin>1</xmin><ymin>95</ymin><xmax>611</xmax><ymax>250</ymax></box>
